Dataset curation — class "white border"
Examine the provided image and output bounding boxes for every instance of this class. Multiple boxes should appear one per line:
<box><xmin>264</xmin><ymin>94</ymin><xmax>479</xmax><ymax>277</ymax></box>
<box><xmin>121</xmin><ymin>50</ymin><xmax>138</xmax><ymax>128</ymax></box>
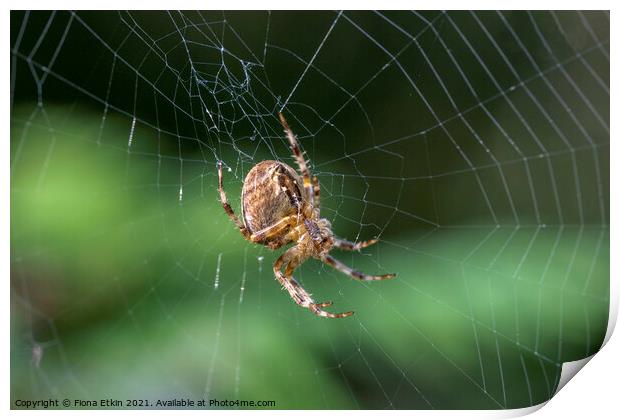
<box><xmin>0</xmin><ymin>1</ymin><xmax>616</xmax><ymax>10</ymax></box>
<box><xmin>4</xmin><ymin>2</ymin><xmax>616</xmax><ymax>419</ymax></box>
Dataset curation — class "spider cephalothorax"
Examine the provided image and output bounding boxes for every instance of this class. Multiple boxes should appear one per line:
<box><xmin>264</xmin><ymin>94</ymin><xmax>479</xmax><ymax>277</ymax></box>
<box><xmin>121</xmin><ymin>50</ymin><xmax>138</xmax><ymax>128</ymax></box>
<box><xmin>217</xmin><ymin>113</ymin><xmax>395</xmax><ymax>318</ymax></box>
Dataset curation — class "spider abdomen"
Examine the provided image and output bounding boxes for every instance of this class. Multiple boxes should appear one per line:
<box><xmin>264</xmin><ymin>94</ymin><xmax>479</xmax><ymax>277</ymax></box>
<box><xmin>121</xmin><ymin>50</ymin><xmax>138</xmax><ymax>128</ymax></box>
<box><xmin>241</xmin><ymin>160</ymin><xmax>308</xmax><ymax>239</ymax></box>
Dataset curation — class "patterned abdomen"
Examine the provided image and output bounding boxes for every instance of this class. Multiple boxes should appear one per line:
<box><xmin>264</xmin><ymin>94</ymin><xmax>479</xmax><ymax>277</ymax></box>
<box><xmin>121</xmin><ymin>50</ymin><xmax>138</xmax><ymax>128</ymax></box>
<box><xmin>241</xmin><ymin>160</ymin><xmax>308</xmax><ymax>235</ymax></box>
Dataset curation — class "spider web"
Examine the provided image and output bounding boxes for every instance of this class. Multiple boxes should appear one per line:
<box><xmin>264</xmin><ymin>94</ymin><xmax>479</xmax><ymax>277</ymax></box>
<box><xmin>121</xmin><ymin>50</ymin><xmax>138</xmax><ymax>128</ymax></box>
<box><xmin>10</xmin><ymin>10</ymin><xmax>609</xmax><ymax>409</ymax></box>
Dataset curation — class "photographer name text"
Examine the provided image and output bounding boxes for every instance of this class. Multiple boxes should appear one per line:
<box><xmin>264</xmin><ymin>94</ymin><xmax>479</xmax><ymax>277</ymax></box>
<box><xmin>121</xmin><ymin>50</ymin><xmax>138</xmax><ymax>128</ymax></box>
<box><xmin>14</xmin><ymin>398</ymin><xmax>276</xmax><ymax>409</ymax></box>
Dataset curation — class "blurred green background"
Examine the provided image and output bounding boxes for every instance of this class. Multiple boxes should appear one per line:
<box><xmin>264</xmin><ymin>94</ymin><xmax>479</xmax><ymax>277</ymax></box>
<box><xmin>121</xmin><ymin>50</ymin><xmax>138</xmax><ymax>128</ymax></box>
<box><xmin>11</xmin><ymin>11</ymin><xmax>609</xmax><ymax>409</ymax></box>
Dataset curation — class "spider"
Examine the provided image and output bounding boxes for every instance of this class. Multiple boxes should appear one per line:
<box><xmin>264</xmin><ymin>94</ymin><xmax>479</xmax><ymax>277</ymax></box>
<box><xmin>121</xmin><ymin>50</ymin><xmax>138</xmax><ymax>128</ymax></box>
<box><xmin>217</xmin><ymin>113</ymin><xmax>395</xmax><ymax>318</ymax></box>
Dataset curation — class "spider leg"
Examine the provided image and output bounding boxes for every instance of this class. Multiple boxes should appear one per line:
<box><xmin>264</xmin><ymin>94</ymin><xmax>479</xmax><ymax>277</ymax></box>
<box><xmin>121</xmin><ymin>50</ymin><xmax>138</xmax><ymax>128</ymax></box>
<box><xmin>312</xmin><ymin>175</ymin><xmax>320</xmax><ymax>212</ymax></box>
<box><xmin>322</xmin><ymin>255</ymin><xmax>396</xmax><ymax>281</ymax></box>
<box><xmin>278</xmin><ymin>113</ymin><xmax>315</xmax><ymax>206</ymax></box>
<box><xmin>273</xmin><ymin>247</ymin><xmax>354</xmax><ymax>319</ymax></box>
<box><xmin>249</xmin><ymin>215</ymin><xmax>298</xmax><ymax>243</ymax></box>
<box><xmin>333</xmin><ymin>237</ymin><xmax>379</xmax><ymax>251</ymax></box>
<box><xmin>217</xmin><ymin>161</ymin><xmax>251</xmax><ymax>240</ymax></box>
